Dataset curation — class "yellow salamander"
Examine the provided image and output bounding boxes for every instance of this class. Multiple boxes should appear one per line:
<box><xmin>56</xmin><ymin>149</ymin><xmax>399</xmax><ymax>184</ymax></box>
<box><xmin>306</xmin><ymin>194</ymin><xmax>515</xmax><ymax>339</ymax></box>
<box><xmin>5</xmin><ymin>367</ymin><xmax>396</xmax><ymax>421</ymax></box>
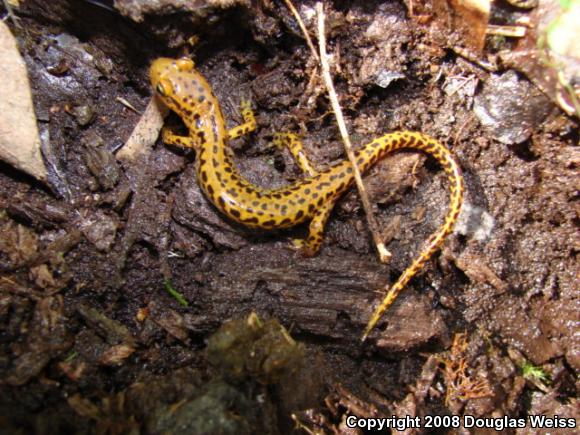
<box><xmin>150</xmin><ymin>57</ymin><xmax>464</xmax><ymax>339</ymax></box>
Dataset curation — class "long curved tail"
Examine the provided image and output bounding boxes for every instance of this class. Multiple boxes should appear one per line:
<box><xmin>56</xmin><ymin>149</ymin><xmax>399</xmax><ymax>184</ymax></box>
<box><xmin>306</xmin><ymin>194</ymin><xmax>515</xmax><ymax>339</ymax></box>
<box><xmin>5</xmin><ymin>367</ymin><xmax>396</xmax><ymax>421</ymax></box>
<box><xmin>358</xmin><ymin>131</ymin><xmax>464</xmax><ymax>341</ymax></box>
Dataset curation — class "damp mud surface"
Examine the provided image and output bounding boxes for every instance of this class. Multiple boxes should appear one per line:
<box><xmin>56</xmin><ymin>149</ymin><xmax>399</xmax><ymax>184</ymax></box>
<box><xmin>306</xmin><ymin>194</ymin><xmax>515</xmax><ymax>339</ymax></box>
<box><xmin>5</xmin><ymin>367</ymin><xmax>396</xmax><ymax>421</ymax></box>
<box><xmin>0</xmin><ymin>1</ymin><xmax>577</xmax><ymax>433</ymax></box>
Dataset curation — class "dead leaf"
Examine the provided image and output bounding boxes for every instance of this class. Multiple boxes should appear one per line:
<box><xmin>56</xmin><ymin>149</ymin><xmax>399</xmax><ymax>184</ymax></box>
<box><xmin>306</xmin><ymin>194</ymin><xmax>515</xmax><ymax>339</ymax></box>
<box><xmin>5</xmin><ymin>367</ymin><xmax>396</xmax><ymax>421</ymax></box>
<box><xmin>415</xmin><ymin>0</ymin><xmax>491</xmax><ymax>53</ymax></box>
<box><xmin>0</xmin><ymin>222</ymin><xmax>38</xmax><ymax>264</ymax></box>
<box><xmin>58</xmin><ymin>360</ymin><xmax>86</xmax><ymax>381</ymax></box>
<box><xmin>455</xmin><ymin>251</ymin><xmax>508</xmax><ymax>292</ymax></box>
<box><xmin>29</xmin><ymin>264</ymin><xmax>58</xmax><ymax>290</ymax></box>
<box><xmin>67</xmin><ymin>394</ymin><xmax>101</xmax><ymax>420</ymax></box>
<box><xmin>0</xmin><ymin>21</ymin><xmax>47</xmax><ymax>181</ymax></box>
<box><xmin>116</xmin><ymin>97</ymin><xmax>167</xmax><ymax>162</ymax></box>
<box><xmin>99</xmin><ymin>344</ymin><xmax>135</xmax><ymax>366</ymax></box>
<box><xmin>500</xmin><ymin>0</ymin><xmax>580</xmax><ymax>117</ymax></box>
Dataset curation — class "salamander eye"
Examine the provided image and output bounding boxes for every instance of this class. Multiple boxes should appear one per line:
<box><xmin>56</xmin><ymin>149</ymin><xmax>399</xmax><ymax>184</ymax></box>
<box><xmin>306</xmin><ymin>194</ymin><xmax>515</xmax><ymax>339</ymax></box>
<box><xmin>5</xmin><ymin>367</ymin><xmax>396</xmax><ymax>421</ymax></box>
<box><xmin>155</xmin><ymin>78</ymin><xmax>173</xmax><ymax>96</ymax></box>
<box><xmin>176</xmin><ymin>58</ymin><xmax>194</xmax><ymax>71</ymax></box>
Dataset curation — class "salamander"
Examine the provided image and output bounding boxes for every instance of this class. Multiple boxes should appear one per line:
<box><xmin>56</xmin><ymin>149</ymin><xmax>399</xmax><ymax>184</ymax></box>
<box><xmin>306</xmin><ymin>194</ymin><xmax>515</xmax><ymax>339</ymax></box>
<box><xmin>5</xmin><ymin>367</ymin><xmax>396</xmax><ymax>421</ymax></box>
<box><xmin>150</xmin><ymin>57</ymin><xmax>464</xmax><ymax>339</ymax></box>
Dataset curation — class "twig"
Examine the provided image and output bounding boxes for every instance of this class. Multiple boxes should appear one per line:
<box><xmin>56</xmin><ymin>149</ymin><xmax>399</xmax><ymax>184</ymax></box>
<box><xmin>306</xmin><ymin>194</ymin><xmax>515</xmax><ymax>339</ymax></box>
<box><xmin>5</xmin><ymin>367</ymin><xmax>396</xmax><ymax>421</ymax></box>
<box><xmin>451</xmin><ymin>46</ymin><xmax>497</xmax><ymax>72</ymax></box>
<box><xmin>116</xmin><ymin>97</ymin><xmax>141</xmax><ymax>115</ymax></box>
<box><xmin>284</xmin><ymin>0</ymin><xmax>319</xmax><ymax>62</ymax></box>
<box><xmin>315</xmin><ymin>2</ymin><xmax>390</xmax><ymax>262</ymax></box>
<box><xmin>486</xmin><ymin>24</ymin><xmax>526</xmax><ymax>38</ymax></box>
<box><xmin>2</xmin><ymin>0</ymin><xmax>20</xmax><ymax>27</ymax></box>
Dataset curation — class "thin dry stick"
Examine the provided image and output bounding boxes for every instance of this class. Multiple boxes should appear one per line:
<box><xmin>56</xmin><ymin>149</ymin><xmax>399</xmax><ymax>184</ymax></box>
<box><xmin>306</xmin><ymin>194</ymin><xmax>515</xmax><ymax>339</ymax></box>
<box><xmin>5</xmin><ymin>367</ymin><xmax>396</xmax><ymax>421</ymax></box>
<box><xmin>2</xmin><ymin>0</ymin><xmax>20</xmax><ymax>27</ymax></box>
<box><xmin>315</xmin><ymin>2</ymin><xmax>390</xmax><ymax>262</ymax></box>
<box><xmin>284</xmin><ymin>0</ymin><xmax>319</xmax><ymax>62</ymax></box>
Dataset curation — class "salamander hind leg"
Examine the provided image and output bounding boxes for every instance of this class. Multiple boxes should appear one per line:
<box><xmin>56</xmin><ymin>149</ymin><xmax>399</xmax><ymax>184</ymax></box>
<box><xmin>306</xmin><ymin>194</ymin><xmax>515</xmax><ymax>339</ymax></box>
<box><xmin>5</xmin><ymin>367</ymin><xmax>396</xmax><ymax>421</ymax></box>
<box><xmin>227</xmin><ymin>100</ymin><xmax>257</xmax><ymax>139</ymax></box>
<box><xmin>273</xmin><ymin>132</ymin><xmax>319</xmax><ymax>177</ymax></box>
<box><xmin>291</xmin><ymin>200</ymin><xmax>334</xmax><ymax>256</ymax></box>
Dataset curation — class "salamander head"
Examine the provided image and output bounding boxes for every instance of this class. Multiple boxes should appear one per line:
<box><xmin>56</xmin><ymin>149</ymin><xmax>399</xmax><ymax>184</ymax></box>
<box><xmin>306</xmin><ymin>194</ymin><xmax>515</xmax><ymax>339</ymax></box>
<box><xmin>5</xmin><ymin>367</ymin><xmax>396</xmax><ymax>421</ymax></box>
<box><xmin>150</xmin><ymin>57</ymin><xmax>213</xmax><ymax>120</ymax></box>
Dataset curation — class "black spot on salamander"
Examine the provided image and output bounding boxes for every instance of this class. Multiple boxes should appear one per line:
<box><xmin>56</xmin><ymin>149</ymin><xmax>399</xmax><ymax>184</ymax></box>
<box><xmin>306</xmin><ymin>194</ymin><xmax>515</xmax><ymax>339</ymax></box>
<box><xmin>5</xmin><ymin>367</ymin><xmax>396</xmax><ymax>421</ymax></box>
<box><xmin>263</xmin><ymin>219</ymin><xmax>276</xmax><ymax>227</ymax></box>
<box><xmin>245</xmin><ymin>216</ymin><xmax>259</xmax><ymax>224</ymax></box>
<box><xmin>201</xmin><ymin>171</ymin><xmax>208</xmax><ymax>182</ymax></box>
<box><xmin>338</xmin><ymin>171</ymin><xmax>346</xmax><ymax>179</ymax></box>
<box><xmin>346</xmin><ymin>167</ymin><xmax>353</xmax><ymax>174</ymax></box>
<box><xmin>213</xmin><ymin>145</ymin><xmax>218</xmax><ymax>153</ymax></box>
<box><xmin>261</xmin><ymin>203</ymin><xmax>268</xmax><ymax>211</ymax></box>
<box><xmin>197</xmin><ymin>131</ymin><xmax>205</xmax><ymax>141</ymax></box>
<box><xmin>218</xmin><ymin>196</ymin><xmax>225</xmax><ymax>208</ymax></box>
<box><xmin>317</xmin><ymin>198</ymin><xmax>323</xmax><ymax>206</ymax></box>
<box><xmin>356</xmin><ymin>157</ymin><xmax>364</xmax><ymax>165</ymax></box>
<box><xmin>197</xmin><ymin>86</ymin><xmax>205</xmax><ymax>93</ymax></box>
<box><xmin>312</xmin><ymin>192</ymin><xmax>319</xmax><ymax>199</ymax></box>
<box><xmin>198</xmin><ymin>95</ymin><xmax>206</xmax><ymax>103</ymax></box>
<box><xmin>257</xmin><ymin>211</ymin><xmax>264</xmax><ymax>216</ymax></box>
<box><xmin>193</xmin><ymin>113</ymin><xmax>200</xmax><ymax>120</ymax></box>
<box><xmin>304</xmin><ymin>188</ymin><xmax>311</xmax><ymax>195</ymax></box>
<box><xmin>297</xmin><ymin>198</ymin><xmax>306</xmax><ymax>204</ymax></box>
<box><xmin>212</xmin><ymin>158</ymin><xmax>219</xmax><ymax>167</ymax></box>
<box><xmin>224</xmin><ymin>166</ymin><xmax>232</xmax><ymax>173</ymax></box>
<box><xmin>280</xmin><ymin>218</ymin><xmax>292</xmax><ymax>225</ymax></box>
<box><xmin>215</xmin><ymin>172</ymin><xmax>222</xmax><ymax>182</ymax></box>
<box><xmin>296</xmin><ymin>210</ymin><xmax>304</xmax><ymax>219</ymax></box>
<box><xmin>272</xmin><ymin>193</ymin><xmax>282</xmax><ymax>199</ymax></box>
<box><xmin>281</xmin><ymin>205</ymin><xmax>288</xmax><ymax>214</ymax></box>
<box><xmin>252</xmin><ymin>200</ymin><xmax>259</xmax><ymax>207</ymax></box>
<box><xmin>245</xmin><ymin>187</ymin><xmax>253</xmax><ymax>194</ymax></box>
<box><xmin>330</xmin><ymin>174</ymin><xmax>337</xmax><ymax>181</ymax></box>
<box><xmin>308</xmin><ymin>204</ymin><xmax>315</xmax><ymax>213</ymax></box>
<box><xmin>230</xmin><ymin>209</ymin><xmax>241</xmax><ymax>218</ymax></box>
<box><xmin>288</xmin><ymin>200</ymin><xmax>296</xmax><ymax>206</ymax></box>
<box><xmin>274</xmin><ymin>203</ymin><xmax>280</xmax><ymax>210</ymax></box>
<box><xmin>207</xmin><ymin>184</ymin><xmax>215</xmax><ymax>195</ymax></box>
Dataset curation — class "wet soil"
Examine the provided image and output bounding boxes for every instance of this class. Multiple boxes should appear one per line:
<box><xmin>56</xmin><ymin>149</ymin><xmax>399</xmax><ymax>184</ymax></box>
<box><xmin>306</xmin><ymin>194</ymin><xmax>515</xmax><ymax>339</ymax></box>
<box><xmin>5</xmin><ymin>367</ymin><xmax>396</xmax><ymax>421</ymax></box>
<box><xmin>0</xmin><ymin>1</ymin><xmax>577</xmax><ymax>434</ymax></box>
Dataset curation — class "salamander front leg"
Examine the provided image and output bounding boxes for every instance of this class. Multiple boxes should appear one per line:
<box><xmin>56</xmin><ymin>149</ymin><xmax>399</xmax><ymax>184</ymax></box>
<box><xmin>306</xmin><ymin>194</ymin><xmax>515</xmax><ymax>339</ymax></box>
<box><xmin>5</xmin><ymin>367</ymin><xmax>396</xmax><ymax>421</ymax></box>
<box><xmin>227</xmin><ymin>100</ymin><xmax>257</xmax><ymax>139</ymax></box>
<box><xmin>291</xmin><ymin>201</ymin><xmax>335</xmax><ymax>256</ymax></box>
<box><xmin>273</xmin><ymin>132</ymin><xmax>319</xmax><ymax>177</ymax></box>
<box><xmin>161</xmin><ymin>124</ymin><xmax>196</xmax><ymax>149</ymax></box>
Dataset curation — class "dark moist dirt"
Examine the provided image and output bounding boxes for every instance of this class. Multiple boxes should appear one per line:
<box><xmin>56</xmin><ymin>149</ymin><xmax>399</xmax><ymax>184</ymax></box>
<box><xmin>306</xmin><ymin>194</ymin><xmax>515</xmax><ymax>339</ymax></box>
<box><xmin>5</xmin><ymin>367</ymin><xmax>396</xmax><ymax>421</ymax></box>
<box><xmin>0</xmin><ymin>0</ymin><xmax>578</xmax><ymax>434</ymax></box>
